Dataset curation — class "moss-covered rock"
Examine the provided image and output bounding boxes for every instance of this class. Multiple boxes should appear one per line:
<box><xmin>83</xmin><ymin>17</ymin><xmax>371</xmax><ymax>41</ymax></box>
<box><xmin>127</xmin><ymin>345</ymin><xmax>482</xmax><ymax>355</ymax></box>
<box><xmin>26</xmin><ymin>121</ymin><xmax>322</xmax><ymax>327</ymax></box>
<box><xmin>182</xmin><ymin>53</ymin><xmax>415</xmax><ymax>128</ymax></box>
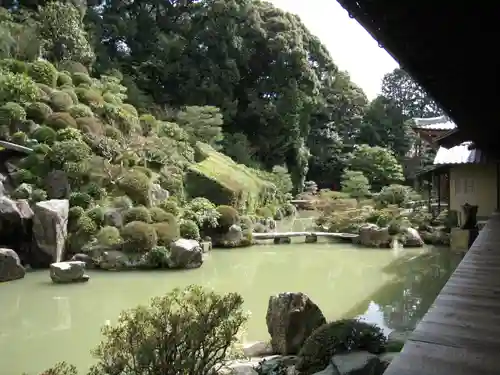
<box><xmin>123</xmin><ymin>206</ymin><xmax>151</xmax><ymax>224</ymax></box>
<box><xmin>50</xmin><ymin>91</ymin><xmax>74</xmax><ymax>111</ymax></box>
<box><xmin>26</xmin><ymin>102</ymin><xmax>53</xmax><ymax>123</ymax></box>
<box><xmin>118</xmin><ymin>170</ymin><xmax>152</xmax><ymax>206</ymax></box>
<box><xmin>46</xmin><ymin>112</ymin><xmax>78</xmax><ymax>130</ymax></box>
<box><xmin>185</xmin><ymin>143</ymin><xmax>277</xmax><ymax>212</ymax></box>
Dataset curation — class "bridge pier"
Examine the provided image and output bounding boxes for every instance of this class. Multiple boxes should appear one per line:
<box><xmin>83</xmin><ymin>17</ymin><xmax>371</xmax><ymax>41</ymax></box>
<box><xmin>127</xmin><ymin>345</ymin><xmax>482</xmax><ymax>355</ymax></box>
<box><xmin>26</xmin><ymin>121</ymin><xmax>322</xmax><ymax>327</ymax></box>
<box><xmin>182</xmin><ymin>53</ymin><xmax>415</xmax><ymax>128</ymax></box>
<box><xmin>305</xmin><ymin>234</ymin><xmax>318</xmax><ymax>243</ymax></box>
<box><xmin>273</xmin><ymin>237</ymin><xmax>291</xmax><ymax>244</ymax></box>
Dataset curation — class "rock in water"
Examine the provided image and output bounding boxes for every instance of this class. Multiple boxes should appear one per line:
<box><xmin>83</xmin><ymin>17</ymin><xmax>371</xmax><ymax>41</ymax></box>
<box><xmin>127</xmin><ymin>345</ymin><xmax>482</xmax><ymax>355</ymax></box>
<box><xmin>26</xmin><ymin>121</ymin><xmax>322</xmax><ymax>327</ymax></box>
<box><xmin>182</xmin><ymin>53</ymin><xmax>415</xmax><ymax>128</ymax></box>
<box><xmin>50</xmin><ymin>261</ymin><xmax>89</xmax><ymax>283</ymax></box>
<box><xmin>266</xmin><ymin>292</ymin><xmax>326</xmax><ymax>355</ymax></box>
<box><xmin>330</xmin><ymin>351</ymin><xmax>381</xmax><ymax>375</ymax></box>
<box><xmin>401</xmin><ymin>227</ymin><xmax>424</xmax><ymax>247</ymax></box>
<box><xmin>0</xmin><ymin>248</ymin><xmax>25</xmax><ymax>282</ymax></box>
<box><xmin>169</xmin><ymin>239</ymin><xmax>203</xmax><ymax>269</ymax></box>
<box><xmin>33</xmin><ymin>199</ymin><xmax>69</xmax><ymax>263</ymax></box>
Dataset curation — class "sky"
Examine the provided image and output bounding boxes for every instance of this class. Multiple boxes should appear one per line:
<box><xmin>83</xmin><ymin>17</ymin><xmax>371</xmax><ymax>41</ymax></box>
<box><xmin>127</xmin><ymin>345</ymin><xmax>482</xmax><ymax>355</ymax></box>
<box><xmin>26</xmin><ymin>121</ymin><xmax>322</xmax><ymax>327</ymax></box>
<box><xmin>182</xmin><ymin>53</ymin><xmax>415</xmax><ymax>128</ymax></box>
<box><xmin>268</xmin><ymin>0</ymin><xmax>398</xmax><ymax>100</ymax></box>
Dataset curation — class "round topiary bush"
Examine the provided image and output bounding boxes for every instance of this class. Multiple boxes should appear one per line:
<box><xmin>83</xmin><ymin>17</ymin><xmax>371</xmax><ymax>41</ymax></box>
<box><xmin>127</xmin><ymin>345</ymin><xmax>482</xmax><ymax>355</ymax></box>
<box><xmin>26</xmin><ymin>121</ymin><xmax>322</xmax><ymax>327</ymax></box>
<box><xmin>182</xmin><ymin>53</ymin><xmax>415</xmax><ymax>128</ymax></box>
<box><xmin>26</xmin><ymin>102</ymin><xmax>52</xmax><ymax>123</ymax></box>
<box><xmin>118</xmin><ymin>170</ymin><xmax>151</xmax><ymax>206</ymax></box>
<box><xmin>180</xmin><ymin>219</ymin><xmax>200</xmax><ymax>240</ymax></box>
<box><xmin>11</xmin><ymin>131</ymin><xmax>28</xmax><ymax>145</ymax></box>
<box><xmin>68</xmin><ymin>206</ymin><xmax>85</xmax><ymax>231</ymax></box>
<box><xmin>49</xmin><ymin>139</ymin><xmax>91</xmax><ymax>166</ymax></box>
<box><xmin>103</xmin><ymin>92</ymin><xmax>121</xmax><ymax>104</ymax></box>
<box><xmin>149</xmin><ymin>207</ymin><xmax>175</xmax><ymax>224</ymax></box>
<box><xmin>69</xmin><ymin>104</ymin><xmax>93</xmax><ymax>119</ymax></box>
<box><xmin>87</xmin><ymin>206</ymin><xmax>105</xmax><ymax>227</ymax></box>
<box><xmin>256</xmin><ymin>207</ymin><xmax>273</xmax><ymax>218</ymax></box>
<box><xmin>76</xmin><ymin>116</ymin><xmax>104</xmax><ymax>135</ymax></box>
<box><xmin>139</xmin><ymin>114</ymin><xmax>157</xmax><ymax>136</ymax></box>
<box><xmin>104</xmin><ymin>125</ymin><xmax>123</xmax><ymax>140</ymax></box>
<box><xmin>0</xmin><ymin>58</ymin><xmax>27</xmax><ymax>74</ymax></box>
<box><xmin>84</xmin><ymin>182</ymin><xmax>107</xmax><ymax>200</ymax></box>
<box><xmin>46</xmin><ymin>112</ymin><xmax>77</xmax><ymax>130</ymax></box>
<box><xmin>69</xmin><ymin>191</ymin><xmax>93</xmax><ymax>209</ymax></box>
<box><xmin>0</xmin><ymin>102</ymin><xmax>26</xmax><ymax>131</ymax></box>
<box><xmin>121</xmin><ymin>103</ymin><xmax>138</xmax><ymax>117</ymax></box>
<box><xmin>56</xmin><ymin>128</ymin><xmax>82</xmax><ymax>142</ymax></box>
<box><xmin>0</xmin><ymin>70</ymin><xmax>40</xmax><ymax>104</ymax></box>
<box><xmin>121</xmin><ymin>221</ymin><xmax>158</xmax><ymax>253</ymax></box>
<box><xmin>111</xmin><ymin>195</ymin><xmax>134</xmax><ymax>210</ymax></box>
<box><xmin>61</xmin><ymin>88</ymin><xmax>78</xmax><ymax>105</ymax></box>
<box><xmin>32</xmin><ymin>125</ymin><xmax>57</xmax><ymax>145</ymax></box>
<box><xmin>123</xmin><ymin>206</ymin><xmax>152</xmax><ymax>224</ymax></box>
<box><xmin>72</xmin><ymin>72</ymin><xmax>93</xmax><ymax>86</ymax></box>
<box><xmin>50</xmin><ymin>91</ymin><xmax>74</xmax><ymax>112</ymax></box>
<box><xmin>27</xmin><ymin>60</ymin><xmax>58</xmax><ymax>87</ymax></box>
<box><xmin>76</xmin><ymin>214</ymin><xmax>98</xmax><ymax>236</ymax></box>
<box><xmin>159</xmin><ymin>199</ymin><xmax>180</xmax><ymax>217</ymax></box>
<box><xmin>75</xmin><ymin>87</ymin><xmax>103</xmax><ymax>107</ymax></box>
<box><xmin>57</xmin><ymin>72</ymin><xmax>73</xmax><ymax>87</ymax></box>
<box><xmin>153</xmin><ymin>222</ymin><xmax>180</xmax><ymax>246</ymax></box>
<box><xmin>96</xmin><ymin>226</ymin><xmax>122</xmax><ymax>247</ymax></box>
<box><xmin>283</xmin><ymin>202</ymin><xmax>297</xmax><ymax>217</ymax></box>
<box><xmin>216</xmin><ymin>205</ymin><xmax>239</xmax><ymax>230</ymax></box>
<box><xmin>239</xmin><ymin>215</ymin><xmax>253</xmax><ymax>231</ymax></box>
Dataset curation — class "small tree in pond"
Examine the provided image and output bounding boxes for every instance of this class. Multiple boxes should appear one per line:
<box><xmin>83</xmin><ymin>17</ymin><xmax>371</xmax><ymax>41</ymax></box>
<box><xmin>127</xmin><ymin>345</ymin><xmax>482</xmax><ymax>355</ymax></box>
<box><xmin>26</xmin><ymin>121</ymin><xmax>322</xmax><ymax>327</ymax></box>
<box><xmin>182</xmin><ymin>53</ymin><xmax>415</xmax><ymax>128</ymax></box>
<box><xmin>341</xmin><ymin>170</ymin><xmax>371</xmax><ymax>199</ymax></box>
<box><xmin>88</xmin><ymin>285</ymin><xmax>248</xmax><ymax>375</ymax></box>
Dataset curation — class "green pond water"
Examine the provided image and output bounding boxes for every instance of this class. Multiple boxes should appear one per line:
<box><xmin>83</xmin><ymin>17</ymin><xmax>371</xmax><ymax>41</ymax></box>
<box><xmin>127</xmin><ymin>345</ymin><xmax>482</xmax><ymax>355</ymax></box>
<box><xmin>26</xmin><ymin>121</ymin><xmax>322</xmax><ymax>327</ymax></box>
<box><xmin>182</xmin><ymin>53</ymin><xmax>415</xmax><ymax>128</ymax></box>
<box><xmin>0</xmin><ymin>215</ymin><xmax>463</xmax><ymax>374</ymax></box>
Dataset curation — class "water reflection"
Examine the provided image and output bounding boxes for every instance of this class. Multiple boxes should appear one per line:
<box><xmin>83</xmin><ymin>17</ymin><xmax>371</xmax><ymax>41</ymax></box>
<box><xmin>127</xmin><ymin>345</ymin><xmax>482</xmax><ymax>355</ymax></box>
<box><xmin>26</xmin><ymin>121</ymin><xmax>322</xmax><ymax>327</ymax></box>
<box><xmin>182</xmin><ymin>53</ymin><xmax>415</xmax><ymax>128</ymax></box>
<box><xmin>350</xmin><ymin>250</ymin><xmax>463</xmax><ymax>333</ymax></box>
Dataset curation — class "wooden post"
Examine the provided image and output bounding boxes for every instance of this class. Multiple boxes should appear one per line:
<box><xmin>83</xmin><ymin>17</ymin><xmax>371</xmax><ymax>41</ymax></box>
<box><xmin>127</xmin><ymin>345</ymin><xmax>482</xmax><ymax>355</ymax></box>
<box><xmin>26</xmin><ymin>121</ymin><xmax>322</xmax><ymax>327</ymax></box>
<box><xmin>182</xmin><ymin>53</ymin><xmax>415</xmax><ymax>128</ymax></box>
<box><xmin>437</xmin><ymin>172</ymin><xmax>441</xmax><ymax>214</ymax></box>
<box><xmin>428</xmin><ymin>172</ymin><xmax>433</xmax><ymax>213</ymax></box>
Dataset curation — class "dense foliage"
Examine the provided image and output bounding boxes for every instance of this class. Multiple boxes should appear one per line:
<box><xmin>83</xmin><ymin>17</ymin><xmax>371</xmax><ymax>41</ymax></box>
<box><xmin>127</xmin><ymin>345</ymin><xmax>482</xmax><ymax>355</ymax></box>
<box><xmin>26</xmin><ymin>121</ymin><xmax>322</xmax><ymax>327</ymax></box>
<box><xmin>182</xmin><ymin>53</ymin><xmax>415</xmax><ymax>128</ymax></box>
<box><xmin>0</xmin><ymin>0</ymin><xmax>442</xmax><ymax>194</ymax></box>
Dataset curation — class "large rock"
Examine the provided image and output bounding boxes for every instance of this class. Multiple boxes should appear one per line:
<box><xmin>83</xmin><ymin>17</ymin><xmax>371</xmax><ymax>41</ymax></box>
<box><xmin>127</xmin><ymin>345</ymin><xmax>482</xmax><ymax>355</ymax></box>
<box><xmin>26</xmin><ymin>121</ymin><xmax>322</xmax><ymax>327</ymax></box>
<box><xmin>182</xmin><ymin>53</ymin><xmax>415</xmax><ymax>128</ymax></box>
<box><xmin>331</xmin><ymin>351</ymin><xmax>381</xmax><ymax>375</ymax></box>
<box><xmin>44</xmin><ymin>170</ymin><xmax>70</xmax><ymax>199</ymax></box>
<box><xmin>0</xmin><ymin>248</ymin><xmax>25</xmax><ymax>282</ymax></box>
<box><xmin>401</xmin><ymin>227</ymin><xmax>424</xmax><ymax>247</ymax></box>
<box><xmin>169</xmin><ymin>239</ymin><xmax>203</xmax><ymax>269</ymax></box>
<box><xmin>32</xmin><ymin>199</ymin><xmax>69</xmax><ymax>263</ymax></box>
<box><xmin>50</xmin><ymin>261</ymin><xmax>89</xmax><ymax>283</ymax></box>
<box><xmin>149</xmin><ymin>183</ymin><xmax>169</xmax><ymax>206</ymax></box>
<box><xmin>266</xmin><ymin>292</ymin><xmax>326</xmax><ymax>355</ymax></box>
<box><xmin>358</xmin><ymin>224</ymin><xmax>391</xmax><ymax>248</ymax></box>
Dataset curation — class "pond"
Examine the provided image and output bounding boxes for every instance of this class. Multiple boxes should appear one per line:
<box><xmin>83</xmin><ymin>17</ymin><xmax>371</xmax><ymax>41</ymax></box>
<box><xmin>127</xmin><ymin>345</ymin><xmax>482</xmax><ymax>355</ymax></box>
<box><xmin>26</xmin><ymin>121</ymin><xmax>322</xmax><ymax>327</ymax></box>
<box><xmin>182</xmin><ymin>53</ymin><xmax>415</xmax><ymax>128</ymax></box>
<box><xmin>0</xmin><ymin>216</ymin><xmax>463</xmax><ymax>374</ymax></box>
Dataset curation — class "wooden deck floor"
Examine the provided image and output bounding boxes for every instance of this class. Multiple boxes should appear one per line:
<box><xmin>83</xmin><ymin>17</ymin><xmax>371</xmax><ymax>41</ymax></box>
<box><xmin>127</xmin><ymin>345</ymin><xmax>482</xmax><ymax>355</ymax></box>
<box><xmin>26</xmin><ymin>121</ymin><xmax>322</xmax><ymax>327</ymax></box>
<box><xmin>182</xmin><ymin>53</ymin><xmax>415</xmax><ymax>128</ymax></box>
<box><xmin>384</xmin><ymin>212</ymin><xmax>500</xmax><ymax>375</ymax></box>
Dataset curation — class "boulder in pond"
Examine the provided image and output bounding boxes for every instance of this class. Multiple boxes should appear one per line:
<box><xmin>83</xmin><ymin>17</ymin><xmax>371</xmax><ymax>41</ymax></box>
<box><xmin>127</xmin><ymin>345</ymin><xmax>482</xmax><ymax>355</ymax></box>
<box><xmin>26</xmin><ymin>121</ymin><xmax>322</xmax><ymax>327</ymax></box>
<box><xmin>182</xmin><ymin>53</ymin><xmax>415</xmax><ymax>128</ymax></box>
<box><xmin>32</xmin><ymin>199</ymin><xmax>69</xmax><ymax>263</ymax></box>
<box><xmin>70</xmin><ymin>253</ymin><xmax>96</xmax><ymax>269</ymax></box>
<box><xmin>401</xmin><ymin>227</ymin><xmax>424</xmax><ymax>247</ymax></box>
<box><xmin>169</xmin><ymin>239</ymin><xmax>203</xmax><ymax>269</ymax></box>
<box><xmin>0</xmin><ymin>248</ymin><xmax>25</xmax><ymax>282</ymax></box>
<box><xmin>358</xmin><ymin>224</ymin><xmax>391</xmax><ymax>248</ymax></box>
<box><xmin>266</xmin><ymin>292</ymin><xmax>326</xmax><ymax>355</ymax></box>
<box><xmin>50</xmin><ymin>261</ymin><xmax>89</xmax><ymax>283</ymax></box>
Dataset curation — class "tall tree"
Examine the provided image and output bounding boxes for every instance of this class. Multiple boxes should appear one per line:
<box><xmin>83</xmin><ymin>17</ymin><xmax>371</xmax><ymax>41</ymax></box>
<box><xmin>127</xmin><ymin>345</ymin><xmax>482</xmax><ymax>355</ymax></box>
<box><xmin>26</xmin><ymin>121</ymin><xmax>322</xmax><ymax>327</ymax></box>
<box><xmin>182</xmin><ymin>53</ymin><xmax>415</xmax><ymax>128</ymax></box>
<box><xmin>381</xmin><ymin>68</ymin><xmax>443</xmax><ymax>118</ymax></box>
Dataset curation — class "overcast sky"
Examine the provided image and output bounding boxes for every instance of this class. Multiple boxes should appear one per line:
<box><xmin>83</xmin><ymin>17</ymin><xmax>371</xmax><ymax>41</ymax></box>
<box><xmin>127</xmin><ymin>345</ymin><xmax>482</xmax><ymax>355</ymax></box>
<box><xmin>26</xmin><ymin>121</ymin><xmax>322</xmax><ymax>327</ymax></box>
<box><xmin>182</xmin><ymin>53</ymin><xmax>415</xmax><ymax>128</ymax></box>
<box><xmin>268</xmin><ymin>0</ymin><xmax>398</xmax><ymax>100</ymax></box>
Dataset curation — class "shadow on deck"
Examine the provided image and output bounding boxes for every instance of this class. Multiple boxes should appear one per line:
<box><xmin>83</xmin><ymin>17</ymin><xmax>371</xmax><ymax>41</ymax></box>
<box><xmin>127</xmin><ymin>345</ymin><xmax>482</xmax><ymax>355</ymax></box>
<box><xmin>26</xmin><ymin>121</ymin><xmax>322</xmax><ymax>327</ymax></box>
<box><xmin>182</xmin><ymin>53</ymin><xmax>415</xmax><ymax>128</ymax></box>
<box><xmin>384</xmin><ymin>212</ymin><xmax>500</xmax><ymax>375</ymax></box>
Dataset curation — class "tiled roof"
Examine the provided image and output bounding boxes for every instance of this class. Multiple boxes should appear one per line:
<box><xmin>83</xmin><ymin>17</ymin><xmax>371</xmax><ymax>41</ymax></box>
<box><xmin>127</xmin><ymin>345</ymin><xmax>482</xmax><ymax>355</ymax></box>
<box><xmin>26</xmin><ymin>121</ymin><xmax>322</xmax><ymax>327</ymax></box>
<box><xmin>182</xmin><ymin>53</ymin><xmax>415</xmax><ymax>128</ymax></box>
<box><xmin>413</xmin><ymin>115</ymin><xmax>457</xmax><ymax>131</ymax></box>
<box><xmin>433</xmin><ymin>142</ymin><xmax>487</xmax><ymax>165</ymax></box>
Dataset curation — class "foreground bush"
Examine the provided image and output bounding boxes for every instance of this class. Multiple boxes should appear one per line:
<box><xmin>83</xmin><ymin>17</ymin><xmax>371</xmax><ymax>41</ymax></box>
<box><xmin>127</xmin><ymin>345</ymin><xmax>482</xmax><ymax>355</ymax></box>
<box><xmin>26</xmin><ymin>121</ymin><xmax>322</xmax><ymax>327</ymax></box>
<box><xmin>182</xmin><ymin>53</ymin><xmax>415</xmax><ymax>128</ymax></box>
<box><xmin>296</xmin><ymin>319</ymin><xmax>386</xmax><ymax>375</ymax></box>
<box><xmin>87</xmin><ymin>285</ymin><xmax>248</xmax><ymax>375</ymax></box>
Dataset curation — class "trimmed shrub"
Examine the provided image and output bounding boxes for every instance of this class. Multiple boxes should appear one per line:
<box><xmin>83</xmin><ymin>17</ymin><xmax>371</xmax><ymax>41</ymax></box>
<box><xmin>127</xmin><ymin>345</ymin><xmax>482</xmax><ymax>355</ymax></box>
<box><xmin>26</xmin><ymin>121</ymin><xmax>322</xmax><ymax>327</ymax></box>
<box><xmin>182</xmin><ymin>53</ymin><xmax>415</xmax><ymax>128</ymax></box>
<box><xmin>153</xmin><ymin>222</ymin><xmax>180</xmax><ymax>246</ymax></box>
<box><xmin>49</xmin><ymin>139</ymin><xmax>91</xmax><ymax>166</ymax></box>
<box><xmin>72</xmin><ymin>72</ymin><xmax>93</xmax><ymax>86</ymax></box>
<box><xmin>216</xmin><ymin>205</ymin><xmax>239</xmax><ymax>230</ymax></box>
<box><xmin>104</xmin><ymin>125</ymin><xmax>123</xmax><ymax>140</ymax></box>
<box><xmin>50</xmin><ymin>91</ymin><xmax>74</xmax><ymax>111</ymax></box>
<box><xmin>239</xmin><ymin>215</ymin><xmax>253</xmax><ymax>230</ymax></box>
<box><xmin>103</xmin><ymin>92</ymin><xmax>121</xmax><ymax>104</ymax></box>
<box><xmin>26</xmin><ymin>102</ymin><xmax>52</xmax><ymax>123</ymax></box>
<box><xmin>69</xmin><ymin>192</ymin><xmax>93</xmax><ymax>209</ymax></box>
<box><xmin>69</xmin><ymin>104</ymin><xmax>93</xmax><ymax>119</ymax></box>
<box><xmin>27</xmin><ymin>60</ymin><xmax>58</xmax><ymax>87</ymax></box>
<box><xmin>121</xmin><ymin>103</ymin><xmax>138</xmax><ymax>117</ymax></box>
<box><xmin>159</xmin><ymin>199</ymin><xmax>180</xmax><ymax>217</ymax></box>
<box><xmin>84</xmin><ymin>182</ymin><xmax>107</xmax><ymax>200</ymax></box>
<box><xmin>149</xmin><ymin>207</ymin><xmax>173</xmax><ymax>223</ymax></box>
<box><xmin>123</xmin><ymin>206</ymin><xmax>152</xmax><ymax>224</ymax></box>
<box><xmin>256</xmin><ymin>207</ymin><xmax>273</xmax><ymax>218</ymax></box>
<box><xmin>0</xmin><ymin>59</ymin><xmax>27</xmax><ymax>74</ymax></box>
<box><xmin>111</xmin><ymin>196</ymin><xmax>134</xmax><ymax>210</ymax></box>
<box><xmin>96</xmin><ymin>226</ymin><xmax>122</xmax><ymax>247</ymax></box>
<box><xmin>139</xmin><ymin>114</ymin><xmax>157</xmax><ymax>135</ymax></box>
<box><xmin>56</xmin><ymin>128</ymin><xmax>82</xmax><ymax>142</ymax></box>
<box><xmin>32</xmin><ymin>125</ymin><xmax>57</xmax><ymax>145</ymax></box>
<box><xmin>118</xmin><ymin>170</ymin><xmax>151</xmax><ymax>206</ymax></box>
<box><xmin>57</xmin><ymin>72</ymin><xmax>73</xmax><ymax>87</ymax></box>
<box><xmin>11</xmin><ymin>131</ymin><xmax>28</xmax><ymax>145</ymax></box>
<box><xmin>121</xmin><ymin>221</ymin><xmax>157</xmax><ymax>253</ymax></box>
<box><xmin>46</xmin><ymin>112</ymin><xmax>77</xmax><ymax>130</ymax></box>
<box><xmin>282</xmin><ymin>202</ymin><xmax>297</xmax><ymax>216</ymax></box>
<box><xmin>74</xmin><ymin>87</ymin><xmax>103</xmax><ymax>107</ymax></box>
<box><xmin>58</xmin><ymin>60</ymin><xmax>88</xmax><ymax>75</ymax></box>
<box><xmin>61</xmin><ymin>88</ymin><xmax>78</xmax><ymax>105</ymax></box>
<box><xmin>0</xmin><ymin>70</ymin><xmax>40</xmax><ymax>104</ymax></box>
<box><xmin>75</xmin><ymin>116</ymin><xmax>104</xmax><ymax>135</ymax></box>
<box><xmin>31</xmin><ymin>189</ymin><xmax>48</xmax><ymax>202</ymax></box>
<box><xmin>87</xmin><ymin>206</ymin><xmax>105</xmax><ymax>227</ymax></box>
<box><xmin>180</xmin><ymin>219</ymin><xmax>200</xmax><ymax>240</ymax></box>
<box><xmin>0</xmin><ymin>102</ymin><xmax>26</xmax><ymax>132</ymax></box>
